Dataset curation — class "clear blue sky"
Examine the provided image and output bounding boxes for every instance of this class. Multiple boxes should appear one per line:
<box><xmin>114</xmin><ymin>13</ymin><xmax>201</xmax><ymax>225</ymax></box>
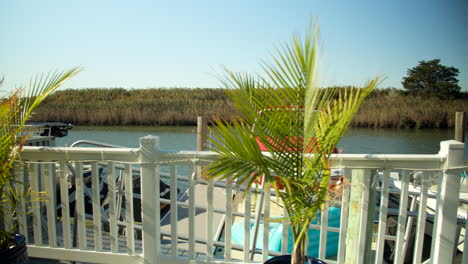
<box><xmin>1</xmin><ymin>0</ymin><xmax>467</xmax><ymax>93</ymax></box>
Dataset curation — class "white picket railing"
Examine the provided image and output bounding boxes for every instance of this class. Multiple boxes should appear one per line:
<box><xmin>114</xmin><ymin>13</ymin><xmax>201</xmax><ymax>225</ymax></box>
<box><xmin>11</xmin><ymin>136</ymin><xmax>468</xmax><ymax>264</ymax></box>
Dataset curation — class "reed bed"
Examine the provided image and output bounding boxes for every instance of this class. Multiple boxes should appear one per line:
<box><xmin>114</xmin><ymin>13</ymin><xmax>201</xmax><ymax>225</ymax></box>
<box><xmin>32</xmin><ymin>88</ymin><xmax>468</xmax><ymax>128</ymax></box>
<box><xmin>32</xmin><ymin>88</ymin><xmax>236</xmax><ymax>126</ymax></box>
<box><xmin>353</xmin><ymin>92</ymin><xmax>467</xmax><ymax>128</ymax></box>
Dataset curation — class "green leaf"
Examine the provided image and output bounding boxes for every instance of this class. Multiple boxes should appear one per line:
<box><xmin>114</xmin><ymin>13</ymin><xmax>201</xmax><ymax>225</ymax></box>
<box><xmin>204</xmin><ymin>22</ymin><xmax>378</xmax><ymax>264</ymax></box>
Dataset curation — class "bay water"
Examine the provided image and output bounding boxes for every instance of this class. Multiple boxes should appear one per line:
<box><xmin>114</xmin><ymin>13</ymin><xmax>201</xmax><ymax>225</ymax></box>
<box><xmin>56</xmin><ymin>126</ymin><xmax>467</xmax><ymax>154</ymax></box>
<box><xmin>54</xmin><ymin>126</ymin><xmax>467</xmax><ymax>205</ymax></box>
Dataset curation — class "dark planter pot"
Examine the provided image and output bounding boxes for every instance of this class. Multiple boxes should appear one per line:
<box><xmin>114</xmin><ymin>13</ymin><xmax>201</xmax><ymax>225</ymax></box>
<box><xmin>0</xmin><ymin>234</ymin><xmax>29</xmax><ymax>264</ymax></box>
<box><xmin>264</xmin><ymin>255</ymin><xmax>327</xmax><ymax>264</ymax></box>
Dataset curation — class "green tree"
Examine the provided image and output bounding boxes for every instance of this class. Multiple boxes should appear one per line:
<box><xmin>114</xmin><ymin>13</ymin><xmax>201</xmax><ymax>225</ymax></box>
<box><xmin>402</xmin><ymin>59</ymin><xmax>460</xmax><ymax>99</ymax></box>
<box><xmin>204</xmin><ymin>24</ymin><xmax>379</xmax><ymax>264</ymax></box>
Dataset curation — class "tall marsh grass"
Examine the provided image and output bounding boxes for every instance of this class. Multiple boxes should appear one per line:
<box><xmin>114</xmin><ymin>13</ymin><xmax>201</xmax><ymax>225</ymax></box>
<box><xmin>32</xmin><ymin>88</ymin><xmax>467</xmax><ymax>128</ymax></box>
<box><xmin>353</xmin><ymin>91</ymin><xmax>467</xmax><ymax>128</ymax></box>
<box><xmin>33</xmin><ymin>88</ymin><xmax>236</xmax><ymax>126</ymax></box>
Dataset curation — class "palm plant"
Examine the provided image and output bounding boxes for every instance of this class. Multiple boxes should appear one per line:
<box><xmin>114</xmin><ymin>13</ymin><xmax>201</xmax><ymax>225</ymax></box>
<box><xmin>0</xmin><ymin>68</ymin><xmax>81</xmax><ymax>248</ymax></box>
<box><xmin>204</xmin><ymin>25</ymin><xmax>380</xmax><ymax>264</ymax></box>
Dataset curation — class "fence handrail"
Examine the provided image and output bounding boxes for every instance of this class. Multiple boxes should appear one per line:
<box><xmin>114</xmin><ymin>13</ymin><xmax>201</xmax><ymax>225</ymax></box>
<box><xmin>21</xmin><ymin>146</ymin><xmax>140</xmax><ymax>162</ymax></box>
<box><xmin>21</xmin><ymin>146</ymin><xmax>449</xmax><ymax>170</ymax></box>
<box><xmin>15</xmin><ymin>139</ymin><xmax>468</xmax><ymax>264</ymax></box>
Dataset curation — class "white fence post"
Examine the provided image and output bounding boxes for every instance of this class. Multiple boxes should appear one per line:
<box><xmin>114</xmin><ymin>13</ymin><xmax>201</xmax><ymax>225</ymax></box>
<box><xmin>140</xmin><ymin>136</ymin><xmax>160</xmax><ymax>264</ymax></box>
<box><xmin>431</xmin><ymin>140</ymin><xmax>465</xmax><ymax>263</ymax></box>
<box><xmin>345</xmin><ymin>169</ymin><xmax>372</xmax><ymax>264</ymax></box>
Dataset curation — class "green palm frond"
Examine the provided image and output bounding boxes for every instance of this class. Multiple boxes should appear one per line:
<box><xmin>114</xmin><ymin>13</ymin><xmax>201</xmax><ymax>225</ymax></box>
<box><xmin>205</xmin><ymin>22</ymin><xmax>379</xmax><ymax>264</ymax></box>
<box><xmin>0</xmin><ymin>67</ymin><xmax>81</xmax><ymax>248</ymax></box>
<box><xmin>17</xmin><ymin>68</ymin><xmax>82</xmax><ymax>133</ymax></box>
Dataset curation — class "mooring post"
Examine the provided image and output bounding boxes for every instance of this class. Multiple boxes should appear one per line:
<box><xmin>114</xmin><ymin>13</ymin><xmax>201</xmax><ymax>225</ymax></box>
<box><xmin>196</xmin><ymin>116</ymin><xmax>208</xmax><ymax>179</ymax></box>
<box><xmin>197</xmin><ymin>116</ymin><xmax>208</xmax><ymax>151</ymax></box>
<box><xmin>455</xmin><ymin>112</ymin><xmax>465</xmax><ymax>143</ymax></box>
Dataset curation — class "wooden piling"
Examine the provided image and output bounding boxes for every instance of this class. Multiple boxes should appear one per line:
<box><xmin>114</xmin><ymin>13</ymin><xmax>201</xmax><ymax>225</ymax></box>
<box><xmin>196</xmin><ymin>116</ymin><xmax>208</xmax><ymax>178</ymax></box>
<box><xmin>197</xmin><ymin>116</ymin><xmax>208</xmax><ymax>151</ymax></box>
<box><xmin>455</xmin><ymin>112</ymin><xmax>465</xmax><ymax>143</ymax></box>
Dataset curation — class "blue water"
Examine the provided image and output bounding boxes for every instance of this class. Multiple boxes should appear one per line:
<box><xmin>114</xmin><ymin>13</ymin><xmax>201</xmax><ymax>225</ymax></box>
<box><xmin>56</xmin><ymin>126</ymin><xmax>467</xmax><ymax>155</ymax></box>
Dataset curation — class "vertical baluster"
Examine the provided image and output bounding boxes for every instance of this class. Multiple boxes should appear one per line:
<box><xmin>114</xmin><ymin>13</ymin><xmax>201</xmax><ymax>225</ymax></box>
<box><xmin>375</xmin><ymin>169</ymin><xmax>391</xmax><ymax>263</ymax></box>
<box><xmin>125</xmin><ymin>163</ymin><xmax>135</xmax><ymax>254</ymax></box>
<box><xmin>15</xmin><ymin>162</ymin><xmax>28</xmax><ymax>243</ymax></box>
<box><xmin>250</xmin><ymin>182</ymin><xmax>265</xmax><ymax>261</ymax></box>
<box><xmin>359</xmin><ymin>169</ymin><xmax>371</xmax><ymax>264</ymax></box>
<box><xmin>319</xmin><ymin>201</ymin><xmax>329</xmax><ymax>260</ymax></box>
<box><xmin>116</xmin><ymin>169</ymin><xmax>124</xmax><ymax>233</ymax></box>
<box><xmin>225</xmin><ymin>181</ymin><xmax>233</xmax><ymax>261</ymax></box>
<box><xmin>1</xmin><ymin>159</ymin><xmax>13</xmax><ymax>234</ymax></box>
<box><xmin>188</xmin><ymin>163</ymin><xmax>196</xmax><ymax>259</ymax></box>
<box><xmin>337</xmin><ymin>168</ymin><xmax>351</xmax><ymax>264</ymax></box>
<box><xmin>413</xmin><ymin>172</ymin><xmax>429</xmax><ymax>264</ymax></box>
<box><xmin>170</xmin><ymin>164</ymin><xmax>178</xmax><ymax>259</ymax></box>
<box><xmin>462</xmin><ymin>210</ymin><xmax>468</xmax><ymax>264</ymax></box>
<box><xmin>75</xmin><ymin>162</ymin><xmax>86</xmax><ymax>249</ymax></box>
<box><xmin>281</xmin><ymin>206</ymin><xmax>289</xmax><ymax>254</ymax></box>
<box><xmin>365</xmin><ymin>170</ymin><xmax>378</xmax><ymax>264</ymax></box>
<box><xmin>393</xmin><ymin>170</ymin><xmax>410</xmax><ymax>263</ymax></box>
<box><xmin>30</xmin><ymin>163</ymin><xmax>42</xmax><ymax>245</ymax></box>
<box><xmin>107</xmin><ymin>162</ymin><xmax>118</xmax><ymax>253</ymax></box>
<box><xmin>91</xmin><ymin>161</ymin><xmax>102</xmax><ymax>251</ymax></box>
<box><xmin>44</xmin><ymin>163</ymin><xmax>57</xmax><ymax>247</ymax></box>
<box><xmin>154</xmin><ymin>164</ymin><xmax>161</xmax><ymax>257</ymax></box>
<box><xmin>243</xmin><ymin>190</ymin><xmax>251</xmax><ymax>263</ymax></box>
<box><xmin>207</xmin><ymin>177</ymin><xmax>214</xmax><ymax>261</ymax></box>
<box><xmin>60</xmin><ymin>162</ymin><xmax>72</xmax><ymax>248</ymax></box>
<box><xmin>262</xmin><ymin>183</ymin><xmax>271</xmax><ymax>262</ymax></box>
<box><xmin>2</xmin><ymin>187</ymin><xmax>13</xmax><ymax>236</ymax></box>
<box><xmin>402</xmin><ymin>194</ymin><xmax>418</xmax><ymax>261</ymax></box>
